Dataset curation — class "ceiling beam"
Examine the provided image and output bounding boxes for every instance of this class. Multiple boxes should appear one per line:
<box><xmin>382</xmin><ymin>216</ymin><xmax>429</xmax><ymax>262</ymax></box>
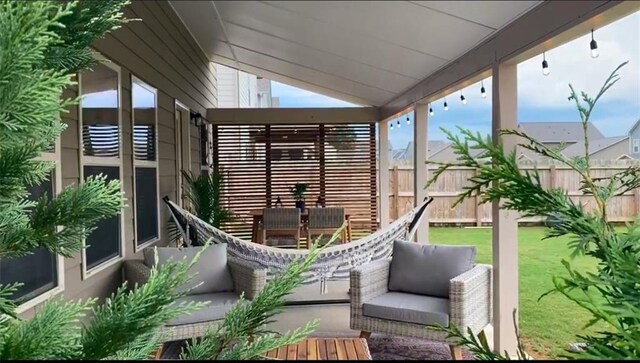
<box><xmin>380</xmin><ymin>0</ymin><xmax>637</xmax><ymax>120</ymax></box>
<box><xmin>207</xmin><ymin>107</ymin><xmax>380</xmax><ymax>125</ymax></box>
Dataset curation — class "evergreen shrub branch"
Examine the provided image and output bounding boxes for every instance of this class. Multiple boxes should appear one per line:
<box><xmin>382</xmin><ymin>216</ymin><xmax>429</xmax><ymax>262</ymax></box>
<box><xmin>425</xmin><ymin>61</ymin><xmax>640</xmax><ymax>359</ymax></box>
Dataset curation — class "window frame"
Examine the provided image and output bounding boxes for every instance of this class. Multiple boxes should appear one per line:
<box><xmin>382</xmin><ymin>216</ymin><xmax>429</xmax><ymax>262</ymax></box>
<box><xmin>131</xmin><ymin>75</ymin><xmax>161</xmax><ymax>252</ymax></box>
<box><xmin>175</xmin><ymin>100</ymin><xmax>192</xmax><ymax>208</ymax></box>
<box><xmin>632</xmin><ymin>139</ymin><xmax>640</xmax><ymax>153</ymax></box>
<box><xmin>14</xmin><ymin>137</ymin><xmax>65</xmax><ymax>313</ymax></box>
<box><xmin>78</xmin><ymin>57</ymin><xmax>125</xmax><ymax>280</ymax></box>
<box><xmin>201</xmin><ymin>123</ymin><xmax>212</xmax><ymax>174</ymax></box>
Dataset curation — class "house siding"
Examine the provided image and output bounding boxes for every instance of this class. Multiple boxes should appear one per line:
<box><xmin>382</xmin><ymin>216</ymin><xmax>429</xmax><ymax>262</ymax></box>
<box><xmin>20</xmin><ymin>0</ymin><xmax>216</xmax><ymax>316</ymax></box>
<box><xmin>629</xmin><ymin>126</ymin><xmax>640</xmax><ymax>158</ymax></box>
<box><xmin>591</xmin><ymin>139</ymin><xmax>630</xmax><ymax>160</ymax></box>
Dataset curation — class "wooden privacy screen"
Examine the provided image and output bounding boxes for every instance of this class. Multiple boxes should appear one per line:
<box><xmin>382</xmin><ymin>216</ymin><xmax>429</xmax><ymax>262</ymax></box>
<box><xmin>212</xmin><ymin>123</ymin><xmax>377</xmax><ymax>239</ymax></box>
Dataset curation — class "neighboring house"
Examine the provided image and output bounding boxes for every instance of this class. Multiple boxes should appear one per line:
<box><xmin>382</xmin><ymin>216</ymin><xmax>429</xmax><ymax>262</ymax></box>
<box><xmin>257</xmin><ymin>77</ymin><xmax>278</xmax><ymax>108</ymax></box>
<box><xmin>390</xmin><ymin>140</ymin><xmax>452</xmax><ymax>164</ymax></box>
<box><xmin>561</xmin><ymin>136</ymin><xmax>630</xmax><ymax>160</ymax></box>
<box><xmin>216</xmin><ymin>64</ymin><xmax>278</xmax><ymax>108</ymax></box>
<box><xmin>518</xmin><ymin>121</ymin><xmax>632</xmax><ymax>161</ymax></box>
<box><xmin>394</xmin><ymin>121</ymin><xmax>632</xmax><ymax>164</ymax></box>
<box><xmin>627</xmin><ymin>119</ymin><xmax>640</xmax><ymax>158</ymax></box>
<box><xmin>518</xmin><ymin>122</ymin><xmax>605</xmax><ymax>161</ymax></box>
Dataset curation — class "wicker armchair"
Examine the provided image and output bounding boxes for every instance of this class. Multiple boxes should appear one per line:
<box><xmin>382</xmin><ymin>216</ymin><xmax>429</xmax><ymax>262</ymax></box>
<box><xmin>350</xmin><ymin>258</ymin><xmax>492</xmax><ymax>360</ymax></box>
<box><xmin>123</xmin><ymin>255</ymin><xmax>267</xmax><ymax>342</ymax></box>
<box><xmin>262</xmin><ymin>208</ymin><xmax>302</xmax><ymax>249</ymax></box>
<box><xmin>307</xmin><ymin>207</ymin><xmax>346</xmax><ymax>246</ymax></box>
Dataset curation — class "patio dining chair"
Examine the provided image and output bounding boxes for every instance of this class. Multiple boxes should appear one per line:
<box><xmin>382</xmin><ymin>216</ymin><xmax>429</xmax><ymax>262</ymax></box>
<box><xmin>262</xmin><ymin>208</ymin><xmax>302</xmax><ymax>249</ymax></box>
<box><xmin>307</xmin><ymin>207</ymin><xmax>346</xmax><ymax>247</ymax></box>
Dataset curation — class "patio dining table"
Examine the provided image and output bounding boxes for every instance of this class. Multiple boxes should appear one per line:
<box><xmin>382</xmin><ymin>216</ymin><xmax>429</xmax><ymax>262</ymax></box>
<box><xmin>249</xmin><ymin>208</ymin><xmax>352</xmax><ymax>245</ymax></box>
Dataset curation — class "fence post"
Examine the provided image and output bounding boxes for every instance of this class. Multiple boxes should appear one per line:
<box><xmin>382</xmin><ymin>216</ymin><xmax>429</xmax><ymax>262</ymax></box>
<box><xmin>635</xmin><ymin>188</ymin><xmax>640</xmax><ymax>216</ymax></box>
<box><xmin>475</xmin><ymin>168</ymin><xmax>482</xmax><ymax>226</ymax></box>
<box><xmin>549</xmin><ymin>164</ymin><xmax>557</xmax><ymax>189</ymax></box>
<box><xmin>393</xmin><ymin>166</ymin><xmax>400</xmax><ymax>220</ymax></box>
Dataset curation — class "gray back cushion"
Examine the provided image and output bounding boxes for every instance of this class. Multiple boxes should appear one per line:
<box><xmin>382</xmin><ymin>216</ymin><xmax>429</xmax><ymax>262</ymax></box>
<box><xmin>388</xmin><ymin>240</ymin><xmax>476</xmax><ymax>298</ymax></box>
<box><xmin>143</xmin><ymin>244</ymin><xmax>234</xmax><ymax>295</ymax></box>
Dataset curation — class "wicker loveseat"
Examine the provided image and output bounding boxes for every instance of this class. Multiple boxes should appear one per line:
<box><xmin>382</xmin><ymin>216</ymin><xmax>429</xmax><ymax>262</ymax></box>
<box><xmin>123</xmin><ymin>244</ymin><xmax>267</xmax><ymax>342</ymax></box>
<box><xmin>350</xmin><ymin>240</ymin><xmax>492</xmax><ymax>360</ymax></box>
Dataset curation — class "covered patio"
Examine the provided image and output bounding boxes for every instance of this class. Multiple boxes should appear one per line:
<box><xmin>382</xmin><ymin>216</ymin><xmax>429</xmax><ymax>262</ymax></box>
<box><xmin>166</xmin><ymin>0</ymin><xmax>640</xmax><ymax>356</ymax></box>
<box><xmin>5</xmin><ymin>0</ymin><xmax>639</xmax><ymax>361</ymax></box>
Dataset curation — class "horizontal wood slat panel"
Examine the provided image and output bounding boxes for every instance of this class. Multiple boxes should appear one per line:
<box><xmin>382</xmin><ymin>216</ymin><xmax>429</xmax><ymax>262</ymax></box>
<box><xmin>213</xmin><ymin>123</ymin><xmax>377</xmax><ymax>238</ymax></box>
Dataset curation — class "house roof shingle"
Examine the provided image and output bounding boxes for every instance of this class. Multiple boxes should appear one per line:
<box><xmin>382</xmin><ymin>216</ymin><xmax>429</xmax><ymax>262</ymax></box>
<box><xmin>518</xmin><ymin>122</ymin><xmax>604</xmax><ymax>143</ymax></box>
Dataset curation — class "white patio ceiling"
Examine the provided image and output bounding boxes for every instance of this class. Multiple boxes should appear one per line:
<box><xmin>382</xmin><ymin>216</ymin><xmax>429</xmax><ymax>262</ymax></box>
<box><xmin>170</xmin><ymin>1</ymin><xmax>541</xmax><ymax>107</ymax></box>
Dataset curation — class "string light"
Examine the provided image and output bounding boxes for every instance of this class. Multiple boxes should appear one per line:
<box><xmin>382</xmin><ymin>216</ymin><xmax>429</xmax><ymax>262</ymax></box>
<box><xmin>481</xmin><ymin>80</ymin><xmax>487</xmax><ymax>99</ymax></box>
<box><xmin>389</xmin><ymin>121</ymin><xmax>393</xmax><ymax>130</ymax></box>
<box><xmin>443</xmin><ymin>97</ymin><xmax>448</xmax><ymax>111</ymax></box>
<box><xmin>396</xmin><ymin>118</ymin><xmax>401</xmax><ymax>129</ymax></box>
<box><xmin>460</xmin><ymin>91</ymin><xmax>467</xmax><ymax>105</ymax></box>
<box><xmin>590</xmin><ymin>29</ymin><xmax>599</xmax><ymax>58</ymax></box>
<box><xmin>542</xmin><ymin>52</ymin><xmax>550</xmax><ymax>76</ymax></box>
<box><xmin>429</xmin><ymin>104</ymin><xmax>434</xmax><ymax>117</ymax></box>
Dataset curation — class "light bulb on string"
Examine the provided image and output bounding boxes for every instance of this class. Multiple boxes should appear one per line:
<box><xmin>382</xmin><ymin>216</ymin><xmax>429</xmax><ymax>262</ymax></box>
<box><xmin>396</xmin><ymin>119</ymin><xmax>401</xmax><ymax>129</ymax></box>
<box><xmin>481</xmin><ymin>80</ymin><xmax>487</xmax><ymax>99</ymax></box>
<box><xmin>389</xmin><ymin>121</ymin><xmax>393</xmax><ymax>130</ymax></box>
<box><xmin>429</xmin><ymin>104</ymin><xmax>434</xmax><ymax>117</ymax></box>
<box><xmin>590</xmin><ymin>29</ymin><xmax>599</xmax><ymax>58</ymax></box>
<box><xmin>460</xmin><ymin>91</ymin><xmax>467</xmax><ymax>105</ymax></box>
<box><xmin>406</xmin><ymin>115</ymin><xmax>410</xmax><ymax>125</ymax></box>
<box><xmin>542</xmin><ymin>52</ymin><xmax>550</xmax><ymax>76</ymax></box>
<box><xmin>444</xmin><ymin>98</ymin><xmax>448</xmax><ymax>111</ymax></box>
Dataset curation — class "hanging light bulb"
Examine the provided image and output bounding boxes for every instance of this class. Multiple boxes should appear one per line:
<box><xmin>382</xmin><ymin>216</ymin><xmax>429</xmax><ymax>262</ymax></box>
<box><xmin>406</xmin><ymin>115</ymin><xmax>410</xmax><ymax>125</ymax></box>
<box><xmin>443</xmin><ymin>98</ymin><xmax>448</xmax><ymax>111</ymax></box>
<box><xmin>429</xmin><ymin>104</ymin><xmax>434</xmax><ymax>117</ymax></box>
<box><xmin>460</xmin><ymin>91</ymin><xmax>467</xmax><ymax>105</ymax></box>
<box><xmin>481</xmin><ymin>80</ymin><xmax>487</xmax><ymax>99</ymax></box>
<box><xmin>590</xmin><ymin>29</ymin><xmax>599</xmax><ymax>58</ymax></box>
<box><xmin>542</xmin><ymin>52</ymin><xmax>550</xmax><ymax>76</ymax></box>
<box><xmin>396</xmin><ymin>119</ymin><xmax>401</xmax><ymax>128</ymax></box>
<box><xmin>389</xmin><ymin>121</ymin><xmax>393</xmax><ymax>130</ymax></box>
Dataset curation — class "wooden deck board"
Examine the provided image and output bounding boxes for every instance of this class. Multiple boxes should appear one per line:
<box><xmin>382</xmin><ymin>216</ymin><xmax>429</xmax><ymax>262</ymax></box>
<box><xmin>318</xmin><ymin>338</ymin><xmax>328</xmax><ymax>360</ymax></box>
<box><xmin>297</xmin><ymin>340</ymin><xmax>307</xmax><ymax>360</ymax></box>
<box><xmin>265</xmin><ymin>337</ymin><xmax>370</xmax><ymax>360</ymax></box>
<box><xmin>287</xmin><ymin>342</ymin><xmax>298</xmax><ymax>360</ymax></box>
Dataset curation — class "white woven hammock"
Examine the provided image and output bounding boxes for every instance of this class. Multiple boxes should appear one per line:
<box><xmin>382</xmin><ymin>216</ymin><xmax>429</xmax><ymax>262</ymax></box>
<box><xmin>165</xmin><ymin>199</ymin><xmax>431</xmax><ymax>294</ymax></box>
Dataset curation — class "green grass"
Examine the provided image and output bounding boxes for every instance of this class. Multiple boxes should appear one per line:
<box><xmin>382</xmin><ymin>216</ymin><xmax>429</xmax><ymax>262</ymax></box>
<box><xmin>431</xmin><ymin>226</ymin><xmax>604</xmax><ymax>359</ymax></box>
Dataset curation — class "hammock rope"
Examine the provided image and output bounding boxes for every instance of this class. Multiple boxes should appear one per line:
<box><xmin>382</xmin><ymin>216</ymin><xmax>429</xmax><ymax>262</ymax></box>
<box><xmin>164</xmin><ymin>198</ymin><xmax>432</xmax><ymax>293</ymax></box>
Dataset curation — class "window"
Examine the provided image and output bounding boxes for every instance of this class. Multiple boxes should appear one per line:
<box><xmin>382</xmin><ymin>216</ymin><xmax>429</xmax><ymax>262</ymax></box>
<box><xmin>79</xmin><ymin>61</ymin><xmax>123</xmax><ymax>276</ymax></box>
<box><xmin>633</xmin><ymin>139</ymin><xmax>639</xmax><ymax>153</ymax></box>
<box><xmin>132</xmin><ymin>77</ymin><xmax>160</xmax><ymax>250</ymax></box>
<box><xmin>0</xmin><ymin>140</ymin><xmax>63</xmax><ymax>309</ymax></box>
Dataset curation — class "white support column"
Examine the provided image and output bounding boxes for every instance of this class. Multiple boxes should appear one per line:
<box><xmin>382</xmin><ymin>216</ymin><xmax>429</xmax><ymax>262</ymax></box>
<box><xmin>413</xmin><ymin>103</ymin><xmax>429</xmax><ymax>243</ymax></box>
<box><xmin>492</xmin><ymin>62</ymin><xmax>519</xmax><ymax>355</ymax></box>
<box><xmin>378</xmin><ymin>120</ymin><xmax>390</xmax><ymax>228</ymax></box>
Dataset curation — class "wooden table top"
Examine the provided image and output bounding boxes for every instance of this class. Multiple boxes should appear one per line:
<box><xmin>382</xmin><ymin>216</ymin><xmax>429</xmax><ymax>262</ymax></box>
<box><xmin>264</xmin><ymin>337</ymin><xmax>371</xmax><ymax>360</ymax></box>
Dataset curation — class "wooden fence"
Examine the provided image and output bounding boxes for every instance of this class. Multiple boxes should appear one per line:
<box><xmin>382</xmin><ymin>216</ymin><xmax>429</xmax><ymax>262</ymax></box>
<box><xmin>386</xmin><ymin>160</ymin><xmax>640</xmax><ymax>225</ymax></box>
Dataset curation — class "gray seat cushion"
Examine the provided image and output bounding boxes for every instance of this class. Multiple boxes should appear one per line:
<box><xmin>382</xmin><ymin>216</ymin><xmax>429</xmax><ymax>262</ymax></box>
<box><xmin>165</xmin><ymin>292</ymin><xmax>239</xmax><ymax>326</ymax></box>
<box><xmin>363</xmin><ymin>292</ymin><xmax>450</xmax><ymax>327</ymax></box>
<box><xmin>143</xmin><ymin>244</ymin><xmax>234</xmax><ymax>295</ymax></box>
<box><xmin>388</xmin><ymin>240</ymin><xmax>476</xmax><ymax>298</ymax></box>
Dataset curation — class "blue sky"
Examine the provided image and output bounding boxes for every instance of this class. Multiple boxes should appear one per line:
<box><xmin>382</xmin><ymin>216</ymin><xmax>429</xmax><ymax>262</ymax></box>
<box><xmin>271</xmin><ymin>11</ymin><xmax>640</xmax><ymax>150</ymax></box>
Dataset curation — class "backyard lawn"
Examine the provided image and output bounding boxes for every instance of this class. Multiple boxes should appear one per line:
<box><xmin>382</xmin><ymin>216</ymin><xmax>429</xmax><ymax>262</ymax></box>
<box><xmin>431</xmin><ymin>226</ymin><xmax>603</xmax><ymax>359</ymax></box>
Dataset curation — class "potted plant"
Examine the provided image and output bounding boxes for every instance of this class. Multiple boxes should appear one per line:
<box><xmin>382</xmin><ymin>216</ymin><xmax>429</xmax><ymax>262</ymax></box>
<box><xmin>290</xmin><ymin>182</ymin><xmax>309</xmax><ymax>211</ymax></box>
